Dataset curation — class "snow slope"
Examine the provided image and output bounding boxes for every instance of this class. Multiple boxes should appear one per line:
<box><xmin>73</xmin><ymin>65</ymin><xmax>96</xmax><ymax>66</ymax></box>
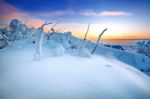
<box><xmin>1</xmin><ymin>19</ymin><xmax>149</xmax><ymax>75</ymax></box>
<box><xmin>88</xmin><ymin>42</ymin><xmax>150</xmax><ymax>72</ymax></box>
<box><xmin>0</xmin><ymin>40</ymin><xmax>150</xmax><ymax>99</ymax></box>
<box><xmin>46</xmin><ymin>32</ymin><xmax>150</xmax><ymax>73</ymax></box>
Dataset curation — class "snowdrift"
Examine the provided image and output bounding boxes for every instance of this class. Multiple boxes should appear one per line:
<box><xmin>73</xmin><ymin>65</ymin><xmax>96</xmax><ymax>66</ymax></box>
<box><xmin>0</xmin><ymin>43</ymin><xmax>150</xmax><ymax>99</ymax></box>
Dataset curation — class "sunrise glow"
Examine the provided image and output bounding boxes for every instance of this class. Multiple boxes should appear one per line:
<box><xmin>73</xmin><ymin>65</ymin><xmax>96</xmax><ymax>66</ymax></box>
<box><xmin>0</xmin><ymin>0</ymin><xmax>150</xmax><ymax>42</ymax></box>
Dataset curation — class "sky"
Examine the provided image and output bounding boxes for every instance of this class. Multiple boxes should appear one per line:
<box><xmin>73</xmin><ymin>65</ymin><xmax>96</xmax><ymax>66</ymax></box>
<box><xmin>0</xmin><ymin>0</ymin><xmax>150</xmax><ymax>41</ymax></box>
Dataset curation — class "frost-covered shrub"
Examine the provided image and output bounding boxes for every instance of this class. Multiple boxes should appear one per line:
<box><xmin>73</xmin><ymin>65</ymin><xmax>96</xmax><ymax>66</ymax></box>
<box><xmin>9</xmin><ymin>19</ymin><xmax>28</xmax><ymax>40</ymax></box>
<box><xmin>77</xmin><ymin>48</ymin><xmax>91</xmax><ymax>57</ymax></box>
<box><xmin>46</xmin><ymin>40</ymin><xmax>65</xmax><ymax>56</ymax></box>
<box><xmin>63</xmin><ymin>32</ymin><xmax>71</xmax><ymax>42</ymax></box>
<box><xmin>67</xmin><ymin>39</ymin><xmax>91</xmax><ymax>57</ymax></box>
<box><xmin>61</xmin><ymin>32</ymin><xmax>72</xmax><ymax>49</ymax></box>
<box><xmin>45</xmin><ymin>32</ymin><xmax>91</xmax><ymax>57</ymax></box>
<box><xmin>67</xmin><ymin>47</ymin><xmax>91</xmax><ymax>57</ymax></box>
<box><xmin>26</xmin><ymin>28</ymin><xmax>37</xmax><ymax>43</ymax></box>
<box><xmin>0</xmin><ymin>19</ymin><xmax>92</xmax><ymax>57</ymax></box>
<box><xmin>47</xmin><ymin>32</ymin><xmax>71</xmax><ymax>49</ymax></box>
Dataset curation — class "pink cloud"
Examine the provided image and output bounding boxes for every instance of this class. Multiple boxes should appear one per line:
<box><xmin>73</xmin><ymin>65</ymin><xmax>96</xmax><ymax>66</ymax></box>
<box><xmin>80</xmin><ymin>9</ymin><xmax>132</xmax><ymax>17</ymax></box>
<box><xmin>99</xmin><ymin>11</ymin><xmax>132</xmax><ymax>16</ymax></box>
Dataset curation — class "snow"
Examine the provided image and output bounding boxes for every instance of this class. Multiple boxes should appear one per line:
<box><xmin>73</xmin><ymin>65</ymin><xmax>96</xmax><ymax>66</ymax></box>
<box><xmin>0</xmin><ymin>19</ymin><xmax>150</xmax><ymax>99</ymax></box>
<box><xmin>0</xmin><ymin>40</ymin><xmax>150</xmax><ymax>99</ymax></box>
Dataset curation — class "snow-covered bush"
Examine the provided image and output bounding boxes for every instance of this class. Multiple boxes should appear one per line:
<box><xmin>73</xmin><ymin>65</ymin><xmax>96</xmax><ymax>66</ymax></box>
<box><xmin>46</xmin><ymin>40</ymin><xmax>65</xmax><ymax>56</ymax></box>
<box><xmin>26</xmin><ymin>28</ymin><xmax>37</xmax><ymax>43</ymax></box>
<box><xmin>9</xmin><ymin>19</ymin><xmax>28</xmax><ymax>40</ymax></box>
<box><xmin>0</xmin><ymin>19</ymin><xmax>92</xmax><ymax>57</ymax></box>
<box><xmin>45</xmin><ymin>32</ymin><xmax>91</xmax><ymax>57</ymax></box>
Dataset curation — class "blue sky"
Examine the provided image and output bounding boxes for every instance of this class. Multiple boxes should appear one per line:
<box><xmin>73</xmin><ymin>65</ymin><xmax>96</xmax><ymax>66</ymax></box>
<box><xmin>0</xmin><ymin>0</ymin><xmax>150</xmax><ymax>39</ymax></box>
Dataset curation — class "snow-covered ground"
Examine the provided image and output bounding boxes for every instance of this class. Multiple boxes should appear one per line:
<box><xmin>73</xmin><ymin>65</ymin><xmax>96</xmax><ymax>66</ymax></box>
<box><xmin>0</xmin><ymin>40</ymin><xmax>150</xmax><ymax>99</ymax></box>
<box><xmin>0</xmin><ymin>19</ymin><xmax>150</xmax><ymax>99</ymax></box>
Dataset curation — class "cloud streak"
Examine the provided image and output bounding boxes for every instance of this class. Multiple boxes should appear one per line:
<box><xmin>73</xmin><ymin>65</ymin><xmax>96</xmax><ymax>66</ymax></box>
<box><xmin>44</xmin><ymin>10</ymin><xmax>74</xmax><ymax>17</ymax></box>
<box><xmin>33</xmin><ymin>9</ymin><xmax>74</xmax><ymax>18</ymax></box>
<box><xmin>80</xmin><ymin>10</ymin><xmax>132</xmax><ymax>17</ymax></box>
<box><xmin>0</xmin><ymin>1</ymin><xmax>132</xmax><ymax>30</ymax></box>
<box><xmin>99</xmin><ymin>11</ymin><xmax>132</xmax><ymax>16</ymax></box>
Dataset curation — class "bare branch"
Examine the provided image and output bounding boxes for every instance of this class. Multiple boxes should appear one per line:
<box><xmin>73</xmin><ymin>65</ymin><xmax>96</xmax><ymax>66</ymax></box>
<box><xmin>39</xmin><ymin>22</ymin><xmax>53</xmax><ymax>30</ymax></box>
<box><xmin>50</xmin><ymin>21</ymin><xmax>60</xmax><ymax>32</ymax></box>
<box><xmin>91</xmin><ymin>28</ymin><xmax>108</xmax><ymax>54</ymax></box>
<box><xmin>84</xmin><ymin>22</ymin><xmax>91</xmax><ymax>41</ymax></box>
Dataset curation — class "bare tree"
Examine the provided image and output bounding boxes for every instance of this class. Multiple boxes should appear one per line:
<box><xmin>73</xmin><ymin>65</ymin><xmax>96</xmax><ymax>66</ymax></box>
<box><xmin>36</xmin><ymin>22</ymin><xmax>52</xmax><ymax>59</ymax></box>
<box><xmin>84</xmin><ymin>23</ymin><xmax>91</xmax><ymax>41</ymax></box>
<box><xmin>91</xmin><ymin>28</ymin><xmax>107</xmax><ymax>54</ymax></box>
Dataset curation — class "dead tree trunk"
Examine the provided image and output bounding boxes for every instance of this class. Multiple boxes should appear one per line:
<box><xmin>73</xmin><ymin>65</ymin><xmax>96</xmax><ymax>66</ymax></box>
<box><xmin>91</xmin><ymin>28</ymin><xmax>107</xmax><ymax>54</ymax></box>
<box><xmin>84</xmin><ymin>23</ymin><xmax>91</xmax><ymax>41</ymax></box>
<box><xmin>36</xmin><ymin>22</ymin><xmax>52</xmax><ymax>59</ymax></box>
<box><xmin>78</xmin><ymin>23</ymin><xmax>91</xmax><ymax>50</ymax></box>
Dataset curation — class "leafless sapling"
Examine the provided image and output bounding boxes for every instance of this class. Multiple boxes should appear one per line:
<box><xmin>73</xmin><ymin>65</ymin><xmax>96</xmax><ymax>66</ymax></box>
<box><xmin>84</xmin><ymin>23</ymin><xmax>91</xmax><ymax>41</ymax></box>
<box><xmin>91</xmin><ymin>28</ymin><xmax>108</xmax><ymax>54</ymax></box>
<box><xmin>78</xmin><ymin>23</ymin><xmax>91</xmax><ymax>49</ymax></box>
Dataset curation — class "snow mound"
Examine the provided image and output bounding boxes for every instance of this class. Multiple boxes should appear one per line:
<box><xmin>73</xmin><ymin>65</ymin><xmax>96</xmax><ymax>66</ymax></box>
<box><xmin>0</xmin><ymin>47</ymin><xmax>150</xmax><ymax>99</ymax></box>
